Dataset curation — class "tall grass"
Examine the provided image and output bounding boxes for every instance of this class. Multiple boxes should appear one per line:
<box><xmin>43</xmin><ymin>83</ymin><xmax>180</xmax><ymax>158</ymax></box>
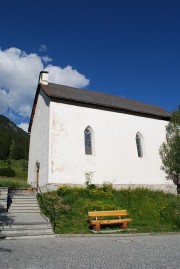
<box><xmin>43</xmin><ymin>184</ymin><xmax>180</xmax><ymax>234</ymax></box>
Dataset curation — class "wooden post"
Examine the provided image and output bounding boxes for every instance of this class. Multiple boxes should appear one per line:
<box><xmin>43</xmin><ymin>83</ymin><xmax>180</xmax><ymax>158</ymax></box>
<box><xmin>121</xmin><ymin>222</ymin><xmax>127</xmax><ymax>229</ymax></box>
<box><xmin>95</xmin><ymin>222</ymin><xmax>100</xmax><ymax>231</ymax></box>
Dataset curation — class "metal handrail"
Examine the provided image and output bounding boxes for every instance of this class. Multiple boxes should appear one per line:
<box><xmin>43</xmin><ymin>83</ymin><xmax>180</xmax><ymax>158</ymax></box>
<box><xmin>36</xmin><ymin>184</ymin><xmax>56</xmax><ymax>232</ymax></box>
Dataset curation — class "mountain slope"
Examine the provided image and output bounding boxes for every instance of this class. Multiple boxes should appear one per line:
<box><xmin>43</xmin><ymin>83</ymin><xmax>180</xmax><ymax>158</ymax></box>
<box><xmin>0</xmin><ymin>115</ymin><xmax>29</xmax><ymax>160</ymax></box>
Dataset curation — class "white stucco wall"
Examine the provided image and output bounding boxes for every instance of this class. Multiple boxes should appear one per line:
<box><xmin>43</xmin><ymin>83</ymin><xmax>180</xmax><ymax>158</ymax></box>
<box><xmin>28</xmin><ymin>89</ymin><xmax>50</xmax><ymax>187</ymax></box>
<box><xmin>48</xmin><ymin>101</ymin><xmax>171</xmax><ymax>186</ymax></box>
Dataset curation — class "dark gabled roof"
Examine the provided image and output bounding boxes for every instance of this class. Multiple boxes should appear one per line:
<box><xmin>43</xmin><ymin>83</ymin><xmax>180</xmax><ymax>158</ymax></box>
<box><xmin>42</xmin><ymin>83</ymin><xmax>171</xmax><ymax>118</ymax></box>
<box><xmin>28</xmin><ymin>82</ymin><xmax>171</xmax><ymax>132</ymax></box>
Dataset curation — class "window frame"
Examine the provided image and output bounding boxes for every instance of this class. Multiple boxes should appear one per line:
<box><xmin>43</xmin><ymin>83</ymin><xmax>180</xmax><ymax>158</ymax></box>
<box><xmin>84</xmin><ymin>127</ymin><xmax>93</xmax><ymax>155</ymax></box>
<box><xmin>136</xmin><ymin>132</ymin><xmax>143</xmax><ymax>158</ymax></box>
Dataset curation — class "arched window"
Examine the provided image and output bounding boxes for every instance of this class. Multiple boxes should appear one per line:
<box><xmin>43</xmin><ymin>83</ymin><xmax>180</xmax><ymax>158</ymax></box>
<box><xmin>136</xmin><ymin>132</ymin><xmax>143</xmax><ymax>158</ymax></box>
<box><xmin>84</xmin><ymin>127</ymin><xmax>92</xmax><ymax>155</ymax></box>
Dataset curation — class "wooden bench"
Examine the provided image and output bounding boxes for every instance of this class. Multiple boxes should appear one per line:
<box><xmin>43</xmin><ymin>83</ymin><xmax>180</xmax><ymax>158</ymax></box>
<box><xmin>88</xmin><ymin>209</ymin><xmax>132</xmax><ymax>231</ymax></box>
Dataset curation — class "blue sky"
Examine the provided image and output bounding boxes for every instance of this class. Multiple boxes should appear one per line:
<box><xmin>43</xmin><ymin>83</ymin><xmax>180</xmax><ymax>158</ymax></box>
<box><xmin>0</xmin><ymin>0</ymin><xmax>179</xmax><ymax>131</ymax></box>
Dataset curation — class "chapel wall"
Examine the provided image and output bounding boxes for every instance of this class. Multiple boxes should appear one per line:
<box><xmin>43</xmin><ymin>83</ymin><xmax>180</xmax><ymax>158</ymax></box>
<box><xmin>28</xmin><ymin>89</ymin><xmax>50</xmax><ymax>187</ymax></box>
<box><xmin>48</xmin><ymin>101</ymin><xmax>171</xmax><ymax>187</ymax></box>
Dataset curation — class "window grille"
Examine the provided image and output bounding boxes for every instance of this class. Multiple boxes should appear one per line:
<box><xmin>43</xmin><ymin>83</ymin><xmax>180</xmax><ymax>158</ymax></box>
<box><xmin>84</xmin><ymin>127</ymin><xmax>92</xmax><ymax>155</ymax></box>
<box><xmin>136</xmin><ymin>133</ymin><xmax>143</xmax><ymax>157</ymax></box>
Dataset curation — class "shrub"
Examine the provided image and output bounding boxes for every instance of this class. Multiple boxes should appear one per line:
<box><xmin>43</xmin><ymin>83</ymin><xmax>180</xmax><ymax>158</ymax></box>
<box><xmin>102</xmin><ymin>181</ymin><xmax>113</xmax><ymax>192</ymax></box>
<box><xmin>57</xmin><ymin>185</ymin><xmax>71</xmax><ymax>196</ymax></box>
<box><xmin>86</xmin><ymin>183</ymin><xmax>97</xmax><ymax>190</ymax></box>
<box><xmin>0</xmin><ymin>167</ymin><xmax>15</xmax><ymax>177</ymax></box>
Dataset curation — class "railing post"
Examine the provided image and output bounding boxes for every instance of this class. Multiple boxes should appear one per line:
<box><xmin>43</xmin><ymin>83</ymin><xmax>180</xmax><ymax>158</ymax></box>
<box><xmin>52</xmin><ymin>205</ymin><xmax>56</xmax><ymax>232</ymax></box>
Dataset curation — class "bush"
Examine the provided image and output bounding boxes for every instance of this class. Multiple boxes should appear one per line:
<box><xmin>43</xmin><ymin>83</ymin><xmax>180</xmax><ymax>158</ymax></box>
<box><xmin>102</xmin><ymin>181</ymin><xmax>113</xmax><ymax>192</ymax></box>
<box><xmin>0</xmin><ymin>167</ymin><xmax>15</xmax><ymax>177</ymax></box>
<box><xmin>86</xmin><ymin>183</ymin><xmax>97</xmax><ymax>190</ymax></box>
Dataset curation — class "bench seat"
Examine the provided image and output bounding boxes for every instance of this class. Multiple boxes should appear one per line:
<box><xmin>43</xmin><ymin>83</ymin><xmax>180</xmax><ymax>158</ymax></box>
<box><xmin>88</xmin><ymin>209</ymin><xmax>132</xmax><ymax>231</ymax></box>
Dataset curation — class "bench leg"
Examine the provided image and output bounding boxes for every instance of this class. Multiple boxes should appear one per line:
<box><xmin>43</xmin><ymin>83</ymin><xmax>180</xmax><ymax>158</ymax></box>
<box><xmin>94</xmin><ymin>222</ymin><xmax>100</xmax><ymax>231</ymax></box>
<box><xmin>121</xmin><ymin>222</ymin><xmax>127</xmax><ymax>229</ymax></box>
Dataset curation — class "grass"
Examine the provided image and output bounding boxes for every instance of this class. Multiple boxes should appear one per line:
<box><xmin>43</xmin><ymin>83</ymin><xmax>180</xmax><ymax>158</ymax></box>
<box><xmin>0</xmin><ymin>177</ymin><xmax>30</xmax><ymax>188</ymax></box>
<box><xmin>0</xmin><ymin>159</ymin><xmax>29</xmax><ymax>188</ymax></box>
<box><xmin>42</xmin><ymin>183</ymin><xmax>180</xmax><ymax>234</ymax></box>
<box><xmin>0</xmin><ymin>159</ymin><xmax>28</xmax><ymax>179</ymax></box>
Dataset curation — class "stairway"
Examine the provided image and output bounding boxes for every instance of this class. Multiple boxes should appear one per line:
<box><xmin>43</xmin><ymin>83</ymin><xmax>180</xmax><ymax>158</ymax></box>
<box><xmin>0</xmin><ymin>192</ymin><xmax>55</xmax><ymax>239</ymax></box>
<box><xmin>0</xmin><ymin>187</ymin><xmax>8</xmax><ymax>211</ymax></box>
<box><xmin>8</xmin><ymin>193</ymin><xmax>40</xmax><ymax>213</ymax></box>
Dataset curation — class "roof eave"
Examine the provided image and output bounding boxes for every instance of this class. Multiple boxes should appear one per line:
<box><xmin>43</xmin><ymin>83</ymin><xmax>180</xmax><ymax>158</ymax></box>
<box><xmin>49</xmin><ymin>95</ymin><xmax>171</xmax><ymax>121</ymax></box>
<box><xmin>28</xmin><ymin>84</ymin><xmax>41</xmax><ymax>133</ymax></box>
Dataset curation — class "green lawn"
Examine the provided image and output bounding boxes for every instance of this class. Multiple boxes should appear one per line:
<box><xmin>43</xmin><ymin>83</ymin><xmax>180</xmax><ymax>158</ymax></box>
<box><xmin>0</xmin><ymin>159</ymin><xmax>29</xmax><ymax>188</ymax></box>
<box><xmin>41</xmin><ymin>184</ymin><xmax>180</xmax><ymax>234</ymax></box>
<box><xmin>0</xmin><ymin>177</ymin><xmax>30</xmax><ymax>188</ymax></box>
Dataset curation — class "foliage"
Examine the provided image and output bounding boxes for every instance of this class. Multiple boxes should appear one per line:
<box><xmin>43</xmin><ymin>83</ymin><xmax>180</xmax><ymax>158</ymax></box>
<box><xmin>0</xmin><ymin>114</ymin><xmax>29</xmax><ymax>160</ymax></box>
<box><xmin>159</xmin><ymin>106</ymin><xmax>180</xmax><ymax>193</ymax></box>
<box><xmin>43</xmin><ymin>185</ymin><xmax>180</xmax><ymax>234</ymax></box>
<box><xmin>0</xmin><ymin>159</ymin><xmax>28</xmax><ymax>179</ymax></box>
<box><xmin>0</xmin><ymin>167</ymin><xmax>15</xmax><ymax>177</ymax></box>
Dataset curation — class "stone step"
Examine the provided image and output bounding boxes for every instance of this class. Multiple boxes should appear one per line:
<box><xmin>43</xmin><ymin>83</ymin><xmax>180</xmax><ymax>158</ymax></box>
<box><xmin>0</xmin><ymin>193</ymin><xmax>8</xmax><ymax>196</ymax></box>
<box><xmin>9</xmin><ymin>208</ymin><xmax>40</xmax><ymax>211</ymax></box>
<box><xmin>0</xmin><ymin>190</ymin><xmax>55</xmax><ymax>239</ymax></box>
<box><xmin>11</xmin><ymin>192</ymin><xmax>36</xmax><ymax>195</ymax></box>
<box><xmin>10</xmin><ymin>204</ymin><xmax>39</xmax><ymax>209</ymax></box>
<box><xmin>11</xmin><ymin>203</ymin><xmax>38</xmax><ymax>206</ymax></box>
<box><xmin>12</xmin><ymin>197</ymin><xmax>37</xmax><ymax>200</ymax></box>
<box><xmin>2</xmin><ymin>228</ymin><xmax>53</xmax><ymax>235</ymax></box>
<box><xmin>5</xmin><ymin>234</ymin><xmax>56</xmax><ymax>240</ymax></box>
<box><xmin>0</xmin><ymin>198</ymin><xmax>7</xmax><ymax>202</ymax></box>
<box><xmin>2</xmin><ymin>230</ymin><xmax>54</xmax><ymax>237</ymax></box>
<box><xmin>8</xmin><ymin>209</ymin><xmax>40</xmax><ymax>213</ymax></box>
<box><xmin>10</xmin><ymin>204</ymin><xmax>39</xmax><ymax>208</ymax></box>
<box><xmin>2</xmin><ymin>223</ymin><xmax>52</xmax><ymax>229</ymax></box>
<box><xmin>11</xmin><ymin>200</ymin><xmax>38</xmax><ymax>203</ymax></box>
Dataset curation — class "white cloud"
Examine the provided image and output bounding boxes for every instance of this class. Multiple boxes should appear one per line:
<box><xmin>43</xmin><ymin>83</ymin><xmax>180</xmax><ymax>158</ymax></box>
<box><xmin>0</xmin><ymin>47</ymin><xmax>89</xmax><ymax>126</ymax></box>
<box><xmin>0</xmin><ymin>89</ymin><xmax>8</xmax><ymax>113</ymax></box>
<box><xmin>42</xmin><ymin>55</ymin><xmax>52</xmax><ymax>63</ymax></box>
<box><xmin>17</xmin><ymin>122</ymin><xmax>29</xmax><ymax>133</ymax></box>
<box><xmin>39</xmin><ymin>45</ymin><xmax>47</xmax><ymax>52</ymax></box>
<box><xmin>7</xmin><ymin>110</ymin><xmax>19</xmax><ymax>123</ymax></box>
<box><xmin>0</xmin><ymin>47</ymin><xmax>43</xmax><ymax>118</ymax></box>
<box><xmin>46</xmin><ymin>65</ymin><xmax>89</xmax><ymax>88</ymax></box>
<box><xmin>18</xmin><ymin>104</ymin><xmax>32</xmax><ymax>117</ymax></box>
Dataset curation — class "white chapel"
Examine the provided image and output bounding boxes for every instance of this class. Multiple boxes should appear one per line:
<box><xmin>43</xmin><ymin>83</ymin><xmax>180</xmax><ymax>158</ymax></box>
<box><xmin>28</xmin><ymin>71</ymin><xmax>175</xmax><ymax>192</ymax></box>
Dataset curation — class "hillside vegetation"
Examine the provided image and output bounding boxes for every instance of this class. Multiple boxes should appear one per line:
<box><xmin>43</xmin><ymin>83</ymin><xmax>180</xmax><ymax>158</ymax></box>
<box><xmin>41</xmin><ymin>184</ymin><xmax>180</xmax><ymax>234</ymax></box>
<box><xmin>0</xmin><ymin>115</ymin><xmax>29</xmax><ymax>160</ymax></box>
<box><xmin>0</xmin><ymin>115</ymin><xmax>29</xmax><ymax>181</ymax></box>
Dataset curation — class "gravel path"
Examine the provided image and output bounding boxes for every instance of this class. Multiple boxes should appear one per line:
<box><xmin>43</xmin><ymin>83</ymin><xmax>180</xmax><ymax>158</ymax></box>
<box><xmin>0</xmin><ymin>234</ymin><xmax>179</xmax><ymax>269</ymax></box>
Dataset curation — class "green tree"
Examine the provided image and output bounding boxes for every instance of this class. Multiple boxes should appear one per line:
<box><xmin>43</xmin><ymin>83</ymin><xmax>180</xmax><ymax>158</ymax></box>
<box><xmin>0</xmin><ymin>130</ymin><xmax>11</xmax><ymax>159</ymax></box>
<box><xmin>10</xmin><ymin>143</ymin><xmax>26</xmax><ymax>160</ymax></box>
<box><xmin>159</xmin><ymin>106</ymin><xmax>180</xmax><ymax>194</ymax></box>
